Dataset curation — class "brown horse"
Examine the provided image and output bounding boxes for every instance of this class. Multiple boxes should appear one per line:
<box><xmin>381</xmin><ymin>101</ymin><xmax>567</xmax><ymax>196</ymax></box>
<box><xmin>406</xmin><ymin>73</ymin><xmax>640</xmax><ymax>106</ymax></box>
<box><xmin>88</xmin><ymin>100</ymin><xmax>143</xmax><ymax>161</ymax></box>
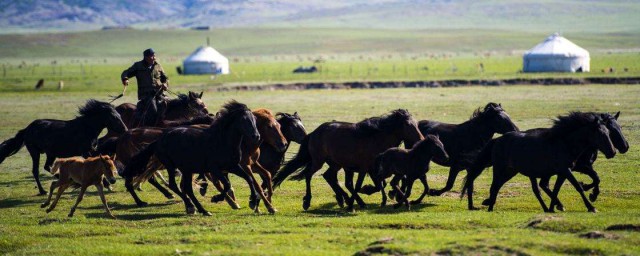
<box><xmin>41</xmin><ymin>155</ymin><xmax>118</xmax><ymax>218</ymax></box>
<box><xmin>373</xmin><ymin>135</ymin><xmax>449</xmax><ymax>209</ymax></box>
<box><xmin>273</xmin><ymin>109</ymin><xmax>424</xmax><ymax>211</ymax></box>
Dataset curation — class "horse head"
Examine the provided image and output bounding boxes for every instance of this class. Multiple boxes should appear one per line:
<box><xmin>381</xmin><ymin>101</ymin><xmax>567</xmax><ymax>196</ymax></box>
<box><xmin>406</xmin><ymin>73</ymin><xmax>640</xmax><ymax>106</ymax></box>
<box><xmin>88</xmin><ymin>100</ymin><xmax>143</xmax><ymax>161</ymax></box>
<box><xmin>254</xmin><ymin>109</ymin><xmax>288</xmax><ymax>152</ymax></box>
<box><xmin>483</xmin><ymin>103</ymin><xmax>519</xmax><ymax>134</ymax></box>
<box><xmin>98</xmin><ymin>155</ymin><xmax>118</xmax><ymax>184</ymax></box>
<box><xmin>395</xmin><ymin>109</ymin><xmax>424</xmax><ymax>148</ymax></box>
<box><xmin>602</xmin><ymin>112</ymin><xmax>629</xmax><ymax>154</ymax></box>
<box><xmin>188</xmin><ymin>91</ymin><xmax>209</xmax><ymax>115</ymax></box>
<box><xmin>223</xmin><ymin>101</ymin><xmax>260</xmax><ymax>145</ymax></box>
<box><xmin>426</xmin><ymin>134</ymin><xmax>449</xmax><ymax>164</ymax></box>
<box><xmin>590</xmin><ymin>116</ymin><xmax>616</xmax><ymax>159</ymax></box>
<box><xmin>276</xmin><ymin>112</ymin><xmax>307</xmax><ymax>144</ymax></box>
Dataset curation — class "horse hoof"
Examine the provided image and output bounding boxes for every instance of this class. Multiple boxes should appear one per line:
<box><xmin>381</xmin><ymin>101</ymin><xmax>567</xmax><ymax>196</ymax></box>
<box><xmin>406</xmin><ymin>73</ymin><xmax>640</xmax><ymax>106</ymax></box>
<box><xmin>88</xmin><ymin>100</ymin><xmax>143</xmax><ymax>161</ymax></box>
<box><xmin>268</xmin><ymin>208</ymin><xmax>278</xmax><ymax>214</ymax></box>
<box><xmin>557</xmin><ymin>205</ymin><xmax>565</xmax><ymax>212</ymax></box>
<box><xmin>211</xmin><ymin>194</ymin><xmax>225</xmax><ymax>203</ymax></box>
<box><xmin>202</xmin><ymin>211</ymin><xmax>212</xmax><ymax>216</ymax></box>
<box><xmin>67</xmin><ymin>213</ymin><xmax>74</xmax><ymax>218</ymax></box>
<box><xmin>468</xmin><ymin>206</ymin><xmax>481</xmax><ymax>211</ymax></box>
<box><xmin>588</xmin><ymin>208</ymin><xmax>598</xmax><ymax>213</ymax></box>
<box><xmin>336</xmin><ymin>195</ymin><xmax>345</xmax><ymax>208</ymax></box>
<box><xmin>40</xmin><ymin>202</ymin><xmax>49</xmax><ymax>208</ymax></box>
<box><xmin>136</xmin><ymin>201</ymin><xmax>149</xmax><ymax>207</ymax></box>
<box><xmin>45</xmin><ymin>208</ymin><xmax>52</xmax><ymax>213</ymax></box>
<box><xmin>481</xmin><ymin>199</ymin><xmax>491</xmax><ymax>206</ymax></box>
<box><xmin>186</xmin><ymin>207</ymin><xmax>196</xmax><ymax>215</ymax></box>
<box><xmin>302</xmin><ymin>201</ymin><xmax>311</xmax><ymax>211</ymax></box>
<box><xmin>231</xmin><ymin>203</ymin><xmax>241</xmax><ymax>210</ymax></box>
<box><xmin>199</xmin><ymin>187</ymin><xmax>208</xmax><ymax>197</ymax></box>
<box><xmin>249</xmin><ymin>199</ymin><xmax>259</xmax><ymax>210</ymax></box>
<box><xmin>589</xmin><ymin>193</ymin><xmax>598</xmax><ymax>202</ymax></box>
<box><xmin>388</xmin><ymin>190</ymin><xmax>396</xmax><ymax>199</ymax></box>
<box><xmin>109</xmin><ymin>214</ymin><xmax>116</xmax><ymax>219</ymax></box>
<box><xmin>38</xmin><ymin>191</ymin><xmax>47</xmax><ymax>196</ymax></box>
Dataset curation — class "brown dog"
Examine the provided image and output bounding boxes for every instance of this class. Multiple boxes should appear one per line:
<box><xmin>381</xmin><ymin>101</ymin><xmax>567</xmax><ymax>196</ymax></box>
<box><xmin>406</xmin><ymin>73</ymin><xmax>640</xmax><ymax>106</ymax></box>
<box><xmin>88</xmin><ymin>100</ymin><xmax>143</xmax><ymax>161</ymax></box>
<box><xmin>41</xmin><ymin>155</ymin><xmax>118</xmax><ymax>218</ymax></box>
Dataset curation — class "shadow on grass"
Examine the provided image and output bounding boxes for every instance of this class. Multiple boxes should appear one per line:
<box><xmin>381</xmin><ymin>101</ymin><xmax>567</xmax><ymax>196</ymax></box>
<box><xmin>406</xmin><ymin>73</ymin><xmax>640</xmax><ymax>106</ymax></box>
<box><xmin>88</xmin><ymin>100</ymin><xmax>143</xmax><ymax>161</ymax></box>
<box><xmin>81</xmin><ymin>201</ymin><xmax>176</xmax><ymax>211</ymax></box>
<box><xmin>0</xmin><ymin>197</ymin><xmax>43</xmax><ymax>208</ymax></box>
<box><xmin>85</xmin><ymin>212</ymin><xmax>184</xmax><ymax>221</ymax></box>
<box><xmin>370</xmin><ymin>202</ymin><xmax>437</xmax><ymax>214</ymax></box>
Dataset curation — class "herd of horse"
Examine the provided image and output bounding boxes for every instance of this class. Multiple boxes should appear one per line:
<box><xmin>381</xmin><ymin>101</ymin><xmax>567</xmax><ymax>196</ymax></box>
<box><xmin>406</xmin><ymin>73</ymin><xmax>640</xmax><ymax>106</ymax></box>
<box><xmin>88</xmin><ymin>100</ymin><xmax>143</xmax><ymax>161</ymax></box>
<box><xmin>0</xmin><ymin>91</ymin><xmax>629</xmax><ymax>217</ymax></box>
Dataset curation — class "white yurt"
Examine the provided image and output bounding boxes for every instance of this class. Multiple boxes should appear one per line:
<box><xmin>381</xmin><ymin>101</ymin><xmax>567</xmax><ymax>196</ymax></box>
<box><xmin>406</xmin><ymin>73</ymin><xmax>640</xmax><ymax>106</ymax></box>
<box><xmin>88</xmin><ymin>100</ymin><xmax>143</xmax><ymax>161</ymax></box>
<box><xmin>523</xmin><ymin>33</ymin><xmax>590</xmax><ymax>73</ymax></box>
<box><xmin>182</xmin><ymin>46</ymin><xmax>230</xmax><ymax>75</ymax></box>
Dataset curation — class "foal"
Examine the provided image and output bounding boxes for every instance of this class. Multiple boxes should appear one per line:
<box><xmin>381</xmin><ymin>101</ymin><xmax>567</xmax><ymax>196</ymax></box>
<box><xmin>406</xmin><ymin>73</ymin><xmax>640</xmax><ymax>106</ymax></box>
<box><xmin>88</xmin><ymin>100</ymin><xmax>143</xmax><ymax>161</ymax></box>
<box><xmin>41</xmin><ymin>155</ymin><xmax>118</xmax><ymax>218</ymax></box>
<box><xmin>374</xmin><ymin>135</ymin><xmax>449</xmax><ymax>209</ymax></box>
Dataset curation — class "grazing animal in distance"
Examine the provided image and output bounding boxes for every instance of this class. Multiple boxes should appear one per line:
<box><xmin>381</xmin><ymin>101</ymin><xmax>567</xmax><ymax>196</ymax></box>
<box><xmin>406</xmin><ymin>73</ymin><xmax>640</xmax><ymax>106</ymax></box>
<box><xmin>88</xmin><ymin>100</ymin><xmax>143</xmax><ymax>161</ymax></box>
<box><xmin>40</xmin><ymin>155</ymin><xmax>118</xmax><ymax>218</ymax></box>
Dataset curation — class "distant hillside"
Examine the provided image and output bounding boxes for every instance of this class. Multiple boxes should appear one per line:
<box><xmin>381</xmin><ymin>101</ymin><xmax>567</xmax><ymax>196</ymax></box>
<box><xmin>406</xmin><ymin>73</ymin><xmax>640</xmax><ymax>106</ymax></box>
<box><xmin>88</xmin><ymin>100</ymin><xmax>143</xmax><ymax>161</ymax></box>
<box><xmin>1</xmin><ymin>0</ymin><xmax>639</xmax><ymax>33</ymax></box>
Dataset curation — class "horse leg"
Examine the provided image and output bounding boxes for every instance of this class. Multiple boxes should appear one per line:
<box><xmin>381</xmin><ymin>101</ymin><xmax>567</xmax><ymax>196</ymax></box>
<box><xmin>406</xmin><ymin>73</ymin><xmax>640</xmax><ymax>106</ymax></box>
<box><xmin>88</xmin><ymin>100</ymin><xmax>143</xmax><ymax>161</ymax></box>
<box><xmin>165</xmin><ymin>167</ymin><xmax>194</xmax><ymax>214</ymax></box>
<box><xmin>486</xmin><ymin>166</ymin><xmax>516</xmax><ymax>212</ymax></box>
<box><xmin>241</xmin><ymin>164</ymin><xmax>276</xmax><ymax>214</ymax></box>
<box><xmin>96</xmin><ymin>183</ymin><xmax>115</xmax><ymax>218</ymax></box>
<box><xmin>68</xmin><ymin>185</ymin><xmax>88</xmax><ymax>217</ymax></box>
<box><xmin>529</xmin><ymin>177</ymin><xmax>550</xmax><ymax>212</ymax></box>
<box><xmin>345</xmin><ymin>169</ymin><xmax>367</xmax><ymax>210</ymax></box>
<box><xmin>252</xmin><ymin>162</ymin><xmax>274</xmax><ymax>201</ymax></box>
<box><xmin>206</xmin><ymin>173</ymin><xmax>240</xmax><ymax>209</ymax></box>
<box><xmin>44</xmin><ymin>154</ymin><xmax>55</xmax><ymax>173</ymax></box>
<box><xmin>124</xmin><ymin>176</ymin><xmax>148</xmax><ymax>207</ymax></box>
<box><xmin>27</xmin><ymin>148</ymin><xmax>46</xmax><ymax>195</ymax></box>
<box><xmin>429</xmin><ymin>166</ymin><xmax>462</xmax><ymax>196</ymax></box>
<box><xmin>390</xmin><ymin>176</ymin><xmax>406</xmax><ymax>209</ymax></box>
<box><xmin>196</xmin><ymin>173</ymin><xmax>208</xmax><ymax>196</ymax></box>
<box><xmin>321</xmin><ymin>165</ymin><xmax>348</xmax><ymax>209</ymax></box>
<box><xmin>180</xmin><ymin>172</ymin><xmax>210</xmax><ymax>216</ymax></box>
<box><xmin>148</xmin><ymin>176</ymin><xmax>174</xmax><ymax>199</ymax></box>
<box><xmin>45</xmin><ymin>183</ymin><xmax>70</xmax><ymax>213</ymax></box>
<box><xmin>561</xmin><ymin>168</ymin><xmax>597</xmax><ymax>212</ymax></box>
<box><xmin>411</xmin><ymin>174</ymin><xmax>429</xmax><ymax>205</ymax></box>
<box><xmin>539</xmin><ymin>176</ymin><xmax>565</xmax><ymax>212</ymax></box>
<box><xmin>379</xmin><ymin>179</ymin><xmax>388</xmax><ymax>207</ymax></box>
<box><xmin>41</xmin><ymin>180</ymin><xmax>58</xmax><ymax>208</ymax></box>
<box><xmin>577</xmin><ymin>166</ymin><xmax>600</xmax><ymax>202</ymax></box>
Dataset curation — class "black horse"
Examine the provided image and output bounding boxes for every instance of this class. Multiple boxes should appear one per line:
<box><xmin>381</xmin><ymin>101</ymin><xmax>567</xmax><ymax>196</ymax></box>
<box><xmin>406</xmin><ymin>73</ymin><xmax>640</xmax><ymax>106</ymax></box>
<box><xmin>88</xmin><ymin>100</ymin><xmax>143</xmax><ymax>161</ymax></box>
<box><xmin>122</xmin><ymin>101</ymin><xmax>260</xmax><ymax>215</ymax></box>
<box><xmin>374</xmin><ymin>134</ymin><xmax>449</xmax><ymax>209</ymax></box>
<box><xmin>0</xmin><ymin>100</ymin><xmax>127</xmax><ymax>195</ymax></box>
<box><xmin>538</xmin><ymin>112</ymin><xmax>628</xmax><ymax>211</ymax></box>
<box><xmin>257</xmin><ymin>112</ymin><xmax>307</xmax><ymax>181</ymax></box>
<box><xmin>273</xmin><ymin>109</ymin><xmax>424</xmax><ymax>211</ymax></box>
<box><xmin>462</xmin><ymin>112</ymin><xmax>616</xmax><ymax>212</ymax></box>
<box><xmin>408</xmin><ymin>103</ymin><xmax>519</xmax><ymax>203</ymax></box>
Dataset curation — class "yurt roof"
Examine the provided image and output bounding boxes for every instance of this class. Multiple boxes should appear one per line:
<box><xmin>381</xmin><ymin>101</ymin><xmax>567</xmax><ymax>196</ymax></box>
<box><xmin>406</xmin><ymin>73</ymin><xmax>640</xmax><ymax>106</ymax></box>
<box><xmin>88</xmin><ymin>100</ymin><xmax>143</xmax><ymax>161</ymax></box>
<box><xmin>524</xmin><ymin>33</ymin><xmax>589</xmax><ymax>58</ymax></box>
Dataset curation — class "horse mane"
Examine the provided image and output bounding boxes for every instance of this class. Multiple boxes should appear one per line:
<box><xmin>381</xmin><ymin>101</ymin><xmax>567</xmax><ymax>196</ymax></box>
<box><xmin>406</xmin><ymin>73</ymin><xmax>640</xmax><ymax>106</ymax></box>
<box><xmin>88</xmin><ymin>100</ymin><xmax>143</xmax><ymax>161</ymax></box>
<box><xmin>545</xmin><ymin>112</ymin><xmax>600</xmax><ymax>139</ymax></box>
<box><xmin>253</xmin><ymin>108</ymin><xmax>275</xmax><ymax>125</ymax></box>
<box><xmin>469</xmin><ymin>102</ymin><xmax>502</xmax><ymax>122</ymax></box>
<box><xmin>355</xmin><ymin>109</ymin><xmax>413</xmax><ymax>136</ymax></box>
<box><xmin>207</xmin><ymin>100</ymin><xmax>251</xmax><ymax>134</ymax></box>
<box><xmin>78</xmin><ymin>99</ymin><xmax>114</xmax><ymax>117</ymax></box>
<box><xmin>166</xmin><ymin>93</ymin><xmax>189</xmax><ymax>109</ymax></box>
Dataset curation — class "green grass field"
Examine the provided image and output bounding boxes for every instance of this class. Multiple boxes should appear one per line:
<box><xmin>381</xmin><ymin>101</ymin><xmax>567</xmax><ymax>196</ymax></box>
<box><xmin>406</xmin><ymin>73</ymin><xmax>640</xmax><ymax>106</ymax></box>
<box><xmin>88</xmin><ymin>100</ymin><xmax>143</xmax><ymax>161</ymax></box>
<box><xmin>0</xmin><ymin>85</ymin><xmax>639</xmax><ymax>255</ymax></box>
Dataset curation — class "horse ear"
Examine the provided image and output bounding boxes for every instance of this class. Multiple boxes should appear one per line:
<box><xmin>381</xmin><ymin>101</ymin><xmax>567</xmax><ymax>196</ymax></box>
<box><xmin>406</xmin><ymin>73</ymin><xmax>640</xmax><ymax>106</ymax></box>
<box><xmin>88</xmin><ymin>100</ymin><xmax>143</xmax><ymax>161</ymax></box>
<box><xmin>498</xmin><ymin>103</ymin><xmax>502</xmax><ymax>107</ymax></box>
<box><xmin>188</xmin><ymin>91</ymin><xmax>195</xmax><ymax>99</ymax></box>
<box><xmin>294</xmin><ymin>112</ymin><xmax>299</xmax><ymax>118</ymax></box>
<box><xmin>614</xmin><ymin>111</ymin><xmax>620</xmax><ymax>120</ymax></box>
<box><xmin>199</xmin><ymin>91</ymin><xmax>203</xmax><ymax>98</ymax></box>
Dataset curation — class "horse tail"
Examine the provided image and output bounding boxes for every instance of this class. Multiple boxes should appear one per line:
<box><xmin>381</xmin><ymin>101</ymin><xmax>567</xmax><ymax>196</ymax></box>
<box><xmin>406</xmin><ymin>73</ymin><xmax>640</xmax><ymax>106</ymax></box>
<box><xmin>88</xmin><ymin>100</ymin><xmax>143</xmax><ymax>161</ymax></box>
<box><xmin>273</xmin><ymin>136</ymin><xmax>311</xmax><ymax>188</ymax></box>
<box><xmin>460</xmin><ymin>139</ymin><xmax>496</xmax><ymax>199</ymax></box>
<box><xmin>96</xmin><ymin>136</ymin><xmax>118</xmax><ymax>155</ymax></box>
<box><xmin>122</xmin><ymin>141</ymin><xmax>157</xmax><ymax>179</ymax></box>
<box><xmin>0</xmin><ymin>129</ymin><xmax>26</xmax><ymax>165</ymax></box>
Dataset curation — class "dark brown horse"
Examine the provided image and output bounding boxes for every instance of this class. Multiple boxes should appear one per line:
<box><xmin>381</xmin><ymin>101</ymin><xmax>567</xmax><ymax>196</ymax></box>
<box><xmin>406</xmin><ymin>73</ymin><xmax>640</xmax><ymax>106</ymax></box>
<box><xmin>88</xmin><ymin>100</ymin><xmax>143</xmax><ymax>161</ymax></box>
<box><xmin>123</xmin><ymin>101</ymin><xmax>260</xmax><ymax>215</ymax></box>
<box><xmin>273</xmin><ymin>109</ymin><xmax>424</xmax><ymax>211</ymax></box>
<box><xmin>373</xmin><ymin>134</ymin><xmax>449</xmax><ymax>209</ymax></box>
<box><xmin>0</xmin><ymin>100</ymin><xmax>126</xmax><ymax>195</ymax></box>
<box><xmin>462</xmin><ymin>112</ymin><xmax>616</xmax><ymax>212</ymax></box>
<box><xmin>412</xmin><ymin>103</ymin><xmax>519</xmax><ymax>203</ymax></box>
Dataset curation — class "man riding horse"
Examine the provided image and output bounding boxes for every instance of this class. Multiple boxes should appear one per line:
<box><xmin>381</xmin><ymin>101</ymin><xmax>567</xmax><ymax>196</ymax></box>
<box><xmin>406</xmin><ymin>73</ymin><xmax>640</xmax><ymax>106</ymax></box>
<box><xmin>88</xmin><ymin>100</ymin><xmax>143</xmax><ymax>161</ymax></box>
<box><xmin>121</xmin><ymin>48</ymin><xmax>169</xmax><ymax>127</ymax></box>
